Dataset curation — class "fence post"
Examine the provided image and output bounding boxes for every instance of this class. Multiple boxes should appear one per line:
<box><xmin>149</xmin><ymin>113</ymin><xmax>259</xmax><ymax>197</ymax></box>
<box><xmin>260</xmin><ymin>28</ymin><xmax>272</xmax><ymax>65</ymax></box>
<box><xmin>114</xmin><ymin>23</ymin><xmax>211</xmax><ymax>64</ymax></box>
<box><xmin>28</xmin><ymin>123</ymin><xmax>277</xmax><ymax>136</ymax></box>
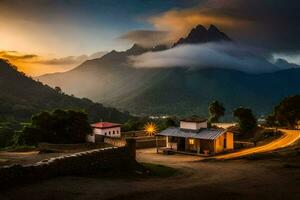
<box><xmin>125</xmin><ymin>138</ymin><xmax>136</xmax><ymax>160</ymax></box>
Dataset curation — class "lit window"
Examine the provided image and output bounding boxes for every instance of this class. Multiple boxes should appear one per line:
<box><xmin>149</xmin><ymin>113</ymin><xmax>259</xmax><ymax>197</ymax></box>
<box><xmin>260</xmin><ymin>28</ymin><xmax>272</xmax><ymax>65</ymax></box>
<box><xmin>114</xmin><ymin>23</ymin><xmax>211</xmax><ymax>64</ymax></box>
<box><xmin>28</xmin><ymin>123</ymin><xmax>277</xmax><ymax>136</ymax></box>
<box><xmin>189</xmin><ymin>139</ymin><xmax>195</xmax><ymax>145</ymax></box>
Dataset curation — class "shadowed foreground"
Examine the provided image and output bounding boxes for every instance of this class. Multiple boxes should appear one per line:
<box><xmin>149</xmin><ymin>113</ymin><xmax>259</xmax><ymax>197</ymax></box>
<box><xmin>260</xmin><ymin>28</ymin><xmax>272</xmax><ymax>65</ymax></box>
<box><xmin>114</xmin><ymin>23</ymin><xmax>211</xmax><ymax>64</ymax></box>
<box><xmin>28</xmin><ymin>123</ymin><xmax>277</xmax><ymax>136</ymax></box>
<box><xmin>1</xmin><ymin>147</ymin><xmax>299</xmax><ymax>200</ymax></box>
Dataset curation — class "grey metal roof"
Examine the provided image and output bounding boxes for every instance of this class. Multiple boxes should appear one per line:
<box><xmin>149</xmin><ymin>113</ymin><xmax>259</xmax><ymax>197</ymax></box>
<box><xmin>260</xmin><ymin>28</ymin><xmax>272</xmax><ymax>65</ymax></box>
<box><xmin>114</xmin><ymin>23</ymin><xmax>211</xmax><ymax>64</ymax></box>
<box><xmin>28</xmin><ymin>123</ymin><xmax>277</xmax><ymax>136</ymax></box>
<box><xmin>158</xmin><ymin>127</ymin><xmax>226</xmax><ymax>140</ymax></box>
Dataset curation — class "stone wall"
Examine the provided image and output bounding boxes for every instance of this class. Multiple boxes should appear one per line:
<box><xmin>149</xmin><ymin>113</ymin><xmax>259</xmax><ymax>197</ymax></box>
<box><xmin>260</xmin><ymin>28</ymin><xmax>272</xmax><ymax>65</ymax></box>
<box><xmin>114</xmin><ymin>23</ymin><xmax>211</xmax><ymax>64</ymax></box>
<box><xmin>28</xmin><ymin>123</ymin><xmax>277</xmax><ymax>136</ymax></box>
<box><xmin>104</xmin><ymin>137</ymin><xmax>126</xmax><ymax>147</ymax></box>
<box><xmin>38</xmin><ymin>142</ymin><xmax>112</xmax><ymax>152</ymax></box>
<box><xmin>136</xmin><ymin>138</ymin><xmax>166</xmax><ymax>149</ymax></box>
<box><xmin>121</xmin><ymin>130</ymin><xmax>147</xmax><ymax>137</ymax></box>
<box><xmin>103</xmin><ymin>136</ymin><xmax>166</xmax><ymax>149</ymax></box>
<box><xmin>0</xmin><ymin>146</ymin><xmax>136</xmax><ymax>188</ymax></box>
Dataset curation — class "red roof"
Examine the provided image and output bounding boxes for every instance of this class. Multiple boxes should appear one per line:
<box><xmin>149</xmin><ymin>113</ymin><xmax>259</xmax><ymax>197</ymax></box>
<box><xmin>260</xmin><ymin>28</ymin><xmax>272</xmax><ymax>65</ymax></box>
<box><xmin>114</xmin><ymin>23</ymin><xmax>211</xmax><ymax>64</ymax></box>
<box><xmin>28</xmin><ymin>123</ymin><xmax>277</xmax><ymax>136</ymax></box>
<box><xmin>91</xmin><ymin>122</ymin><xmax>122</xmax><ymax>129</ymax></box>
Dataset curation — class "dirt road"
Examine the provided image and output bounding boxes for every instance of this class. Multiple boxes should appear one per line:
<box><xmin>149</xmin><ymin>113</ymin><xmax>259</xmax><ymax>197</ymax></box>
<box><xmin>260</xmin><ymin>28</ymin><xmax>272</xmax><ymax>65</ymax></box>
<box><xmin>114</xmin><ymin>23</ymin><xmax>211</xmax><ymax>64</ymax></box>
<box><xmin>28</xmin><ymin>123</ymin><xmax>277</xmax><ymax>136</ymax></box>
<box><xmin>214</xmin><ymin>129</ymin><xmax>300</xmax><ymax>159</ymax></box>
<box><xmin>1</xmin><ymin>130</ymin><xmax>299</xmax><ymax>200</ymax></box>
<box><xmin>1</xmin><ymin>147</ymin><xmax>299</xmax><ymax>200</ymax></box>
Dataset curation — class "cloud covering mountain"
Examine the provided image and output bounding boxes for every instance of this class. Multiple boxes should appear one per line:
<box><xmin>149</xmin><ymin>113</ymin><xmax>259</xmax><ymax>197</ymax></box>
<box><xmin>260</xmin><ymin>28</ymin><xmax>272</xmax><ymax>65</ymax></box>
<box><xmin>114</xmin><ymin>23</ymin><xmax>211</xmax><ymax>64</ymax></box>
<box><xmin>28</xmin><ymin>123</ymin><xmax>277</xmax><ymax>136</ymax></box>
<box><xmin>130</xmin><ymin>43</ymin><xmax>294</xmax><ymax>74</ymax></box>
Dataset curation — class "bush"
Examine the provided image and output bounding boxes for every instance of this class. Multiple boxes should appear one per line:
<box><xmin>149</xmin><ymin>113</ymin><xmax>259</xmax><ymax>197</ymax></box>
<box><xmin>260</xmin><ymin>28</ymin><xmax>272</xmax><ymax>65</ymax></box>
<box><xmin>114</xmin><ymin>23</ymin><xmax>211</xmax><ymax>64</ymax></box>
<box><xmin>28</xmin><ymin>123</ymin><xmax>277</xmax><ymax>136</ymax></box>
<box><xmin>22</xmin><ymin>109</ymin><xmax>92</xmax><ymax>145</ymax></box>
<box><xmin>0</xmin><ymin>121</ymin><xmax>24</xmax><ymax>147</ymax></box>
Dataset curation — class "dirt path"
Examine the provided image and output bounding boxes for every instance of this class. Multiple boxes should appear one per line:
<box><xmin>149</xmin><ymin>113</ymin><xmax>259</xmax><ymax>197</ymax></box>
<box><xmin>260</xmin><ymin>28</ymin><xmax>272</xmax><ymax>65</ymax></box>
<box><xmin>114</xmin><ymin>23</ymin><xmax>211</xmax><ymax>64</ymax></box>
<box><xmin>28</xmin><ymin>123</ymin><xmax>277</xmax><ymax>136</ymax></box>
<box><xmin>214</xmin><ymin>129</ymin><xmax>300</xmax><ymax>159</ymax></box>
<box><xmin>1</xmin><ymin>148</ymin><xmax>299</xmax><ymax>200</ymax></box>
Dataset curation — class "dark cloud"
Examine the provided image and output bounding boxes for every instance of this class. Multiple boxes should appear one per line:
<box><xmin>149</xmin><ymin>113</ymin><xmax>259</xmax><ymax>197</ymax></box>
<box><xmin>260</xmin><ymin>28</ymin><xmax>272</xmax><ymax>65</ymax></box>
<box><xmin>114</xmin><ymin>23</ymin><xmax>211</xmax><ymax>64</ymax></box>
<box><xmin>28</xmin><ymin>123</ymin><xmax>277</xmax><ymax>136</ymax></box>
<box><xmin>119</xmin><ymin>30</ymin><xmax>170</xmax><ymax>47</ymax></box>
<box><xmin>147</xmin><ymin>0</ymin><xmax>300</xmax><ymax>53</ymax></box>
<box><xmin>201</xmin><ymin>0</ymin><xmax>300</xmax><ymax>52</ymax></box>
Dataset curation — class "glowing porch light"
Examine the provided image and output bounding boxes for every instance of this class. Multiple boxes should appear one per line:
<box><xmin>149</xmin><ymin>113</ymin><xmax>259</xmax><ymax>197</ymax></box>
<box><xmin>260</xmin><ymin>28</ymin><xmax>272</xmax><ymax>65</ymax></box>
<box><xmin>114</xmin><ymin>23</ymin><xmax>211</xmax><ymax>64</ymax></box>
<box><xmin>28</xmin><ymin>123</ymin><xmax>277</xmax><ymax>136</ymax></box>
<box><xmin>144</xmin><ymin>122</ymin><xmax>158</xmax><ymax>136</ymax></box>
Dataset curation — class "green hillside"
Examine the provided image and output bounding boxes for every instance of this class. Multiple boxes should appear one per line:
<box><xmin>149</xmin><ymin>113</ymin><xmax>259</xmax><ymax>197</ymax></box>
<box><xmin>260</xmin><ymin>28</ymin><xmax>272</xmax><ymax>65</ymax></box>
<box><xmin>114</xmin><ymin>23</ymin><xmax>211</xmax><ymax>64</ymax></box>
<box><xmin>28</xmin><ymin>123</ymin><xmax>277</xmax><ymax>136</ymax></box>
<box><xmin>0</xmin><ymin>59</ymin><xmax>131</xmax><ymax>122</ymax></box>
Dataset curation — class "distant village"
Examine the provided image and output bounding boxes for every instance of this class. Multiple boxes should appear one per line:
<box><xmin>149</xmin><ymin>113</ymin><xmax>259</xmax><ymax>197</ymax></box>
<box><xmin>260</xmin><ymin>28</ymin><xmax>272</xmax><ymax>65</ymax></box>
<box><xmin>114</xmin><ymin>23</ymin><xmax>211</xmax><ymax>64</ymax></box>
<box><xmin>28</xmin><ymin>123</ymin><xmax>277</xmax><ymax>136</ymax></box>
<box><xmin>88</xmin><ymin>117</ymin><xmax>234</xmax><ymax>156</ymax></box>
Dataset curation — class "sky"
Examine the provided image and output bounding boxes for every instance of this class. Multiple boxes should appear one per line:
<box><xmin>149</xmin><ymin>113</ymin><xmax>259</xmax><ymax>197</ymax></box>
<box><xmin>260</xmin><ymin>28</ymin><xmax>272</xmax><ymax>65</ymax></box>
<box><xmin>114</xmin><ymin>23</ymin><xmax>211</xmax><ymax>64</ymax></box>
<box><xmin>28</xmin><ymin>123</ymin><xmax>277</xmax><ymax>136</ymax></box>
<box><xmin>0</xmin><ymin>0</ymin><xmax>299</xmax><ymax>76</ymax></box>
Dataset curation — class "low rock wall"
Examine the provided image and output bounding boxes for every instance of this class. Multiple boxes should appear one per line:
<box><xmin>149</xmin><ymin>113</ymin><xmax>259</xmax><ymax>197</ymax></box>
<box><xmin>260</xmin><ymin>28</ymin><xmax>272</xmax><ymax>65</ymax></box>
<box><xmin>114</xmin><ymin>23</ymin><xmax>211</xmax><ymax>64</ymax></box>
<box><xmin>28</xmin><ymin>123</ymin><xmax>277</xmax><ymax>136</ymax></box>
<box><xmin>0</xmin><ymin>146</ymin><xmax>135</xmax><ymax>188</ymax></box>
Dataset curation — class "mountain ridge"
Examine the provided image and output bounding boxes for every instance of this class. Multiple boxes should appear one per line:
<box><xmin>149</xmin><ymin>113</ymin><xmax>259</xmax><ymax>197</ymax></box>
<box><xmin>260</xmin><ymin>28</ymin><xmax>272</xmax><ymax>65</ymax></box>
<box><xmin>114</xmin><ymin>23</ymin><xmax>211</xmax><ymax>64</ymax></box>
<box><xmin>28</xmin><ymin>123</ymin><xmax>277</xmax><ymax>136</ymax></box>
<box><xmin>0</xmin><ymin>59</ymin><xmax>131</xmax><ymax>122</ymax></box>
<box><xmin>37</xmin><ymin>25</ymin><xmax>300</xmax><ymax>117</ymax></box>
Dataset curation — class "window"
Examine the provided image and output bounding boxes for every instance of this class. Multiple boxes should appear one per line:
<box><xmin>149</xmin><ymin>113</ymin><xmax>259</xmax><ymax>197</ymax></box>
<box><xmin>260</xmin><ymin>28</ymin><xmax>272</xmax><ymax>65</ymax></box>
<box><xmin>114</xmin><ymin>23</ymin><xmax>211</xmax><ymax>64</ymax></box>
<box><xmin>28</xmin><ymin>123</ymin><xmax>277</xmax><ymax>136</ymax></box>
<box><xmin>189</xmin><ymin>139</ymin><xmax>195</xmax><ymax>145</ymax></box>
<box><xmin>113</xmin><ymin>130</ymin><xmax>115</xmax><ymax>134</ymax></box>
<box><xmin>105</xmin><ymin>132</ymin><xmax>107</xmax><ymax>136</ymax></box>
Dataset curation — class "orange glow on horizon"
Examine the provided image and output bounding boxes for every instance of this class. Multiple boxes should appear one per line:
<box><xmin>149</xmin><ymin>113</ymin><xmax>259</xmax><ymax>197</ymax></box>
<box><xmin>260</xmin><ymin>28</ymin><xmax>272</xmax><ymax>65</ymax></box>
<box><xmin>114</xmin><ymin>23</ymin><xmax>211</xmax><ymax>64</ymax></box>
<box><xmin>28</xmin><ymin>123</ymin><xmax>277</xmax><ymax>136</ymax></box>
<box><xmin>0</xmin><ymin>51</ymin><xmax>76</xmax><ymax>76</ymax></box>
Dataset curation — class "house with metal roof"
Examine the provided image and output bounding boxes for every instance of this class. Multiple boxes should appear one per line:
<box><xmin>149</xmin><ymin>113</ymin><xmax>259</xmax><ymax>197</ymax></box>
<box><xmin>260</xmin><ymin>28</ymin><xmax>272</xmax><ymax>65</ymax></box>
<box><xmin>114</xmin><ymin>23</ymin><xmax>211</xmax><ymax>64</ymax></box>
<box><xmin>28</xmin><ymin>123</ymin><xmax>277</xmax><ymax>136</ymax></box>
<box><xmin>157</xmin><ymin>116</ymin><xmax>234</xmax><ymax>155</ymax></box>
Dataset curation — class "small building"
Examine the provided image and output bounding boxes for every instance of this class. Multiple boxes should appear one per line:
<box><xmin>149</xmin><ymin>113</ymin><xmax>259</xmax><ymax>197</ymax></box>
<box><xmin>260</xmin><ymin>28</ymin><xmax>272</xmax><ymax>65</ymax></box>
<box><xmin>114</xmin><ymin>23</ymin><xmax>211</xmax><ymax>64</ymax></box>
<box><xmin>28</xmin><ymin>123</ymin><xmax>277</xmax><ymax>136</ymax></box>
<box><xmin>157</xmin><ymin>116</ymin><xmax>234</xmax><ymax>155</ymax></box>
<box><xmin>87</xmin><ymin>122</ymin><xmax>122</xmax><ymax>143</ymax></box>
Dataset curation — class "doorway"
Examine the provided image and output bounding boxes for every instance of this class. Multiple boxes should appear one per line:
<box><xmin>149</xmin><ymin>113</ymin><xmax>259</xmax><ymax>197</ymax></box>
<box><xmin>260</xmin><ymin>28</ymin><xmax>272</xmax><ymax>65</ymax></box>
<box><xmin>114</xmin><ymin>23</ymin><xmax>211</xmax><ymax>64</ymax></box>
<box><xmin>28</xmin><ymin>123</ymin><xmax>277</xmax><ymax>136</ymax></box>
<box><xmin>177</xmin><ymin>138</ymin><xmax>186</xmax><ymax>151</ymax></box>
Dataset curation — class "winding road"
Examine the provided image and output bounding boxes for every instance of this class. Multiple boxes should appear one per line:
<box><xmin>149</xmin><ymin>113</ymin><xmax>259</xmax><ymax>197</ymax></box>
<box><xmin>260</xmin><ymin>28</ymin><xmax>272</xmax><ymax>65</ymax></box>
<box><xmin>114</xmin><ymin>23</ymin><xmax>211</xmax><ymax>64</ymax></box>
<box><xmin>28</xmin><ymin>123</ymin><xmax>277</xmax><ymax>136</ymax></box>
<box><xmin>214</xmin><ymin>129</ymin><xmax>300</xmax><ymax>159</ymax></box>
<box><xmin>1</xmin><ymin>129</ymin><xmax>300</xmax><ymax>200</ymax></box>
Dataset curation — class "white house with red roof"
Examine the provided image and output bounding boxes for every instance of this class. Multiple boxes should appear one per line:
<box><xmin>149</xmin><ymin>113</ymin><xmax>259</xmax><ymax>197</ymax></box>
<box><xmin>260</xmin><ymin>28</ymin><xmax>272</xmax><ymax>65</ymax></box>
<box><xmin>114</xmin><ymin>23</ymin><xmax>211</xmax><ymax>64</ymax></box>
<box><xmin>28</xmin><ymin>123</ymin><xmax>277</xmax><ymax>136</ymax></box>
<box><xmin>87</xmin><ymin>122</ymin><xmax>122</xmax><ymax>143</ymax></box>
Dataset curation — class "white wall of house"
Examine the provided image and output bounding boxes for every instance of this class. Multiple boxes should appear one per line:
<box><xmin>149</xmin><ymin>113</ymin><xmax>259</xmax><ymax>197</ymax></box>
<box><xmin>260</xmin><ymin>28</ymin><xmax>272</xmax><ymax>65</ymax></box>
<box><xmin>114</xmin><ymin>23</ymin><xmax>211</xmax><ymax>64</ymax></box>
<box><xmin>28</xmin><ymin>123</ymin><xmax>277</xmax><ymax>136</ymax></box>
<box><xmin>93</xmin><ymin>127</ymin><xmax>121</xmax><ymax>138</ymax></box>
<box><xmin>180</xmin><ymin>121</ymin><xmax>207</xmax><ymax>130</ymax></box>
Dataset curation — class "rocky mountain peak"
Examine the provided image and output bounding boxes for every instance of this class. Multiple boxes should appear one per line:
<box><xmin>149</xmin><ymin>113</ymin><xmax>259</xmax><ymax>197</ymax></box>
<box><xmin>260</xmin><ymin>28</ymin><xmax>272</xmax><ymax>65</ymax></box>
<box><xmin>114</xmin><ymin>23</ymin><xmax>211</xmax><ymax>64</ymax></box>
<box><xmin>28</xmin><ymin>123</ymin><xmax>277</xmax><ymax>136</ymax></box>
<box><xmin>173</xmin><ymin>24</ymin><xmax>231</xmax><ymax>47</ymax></box>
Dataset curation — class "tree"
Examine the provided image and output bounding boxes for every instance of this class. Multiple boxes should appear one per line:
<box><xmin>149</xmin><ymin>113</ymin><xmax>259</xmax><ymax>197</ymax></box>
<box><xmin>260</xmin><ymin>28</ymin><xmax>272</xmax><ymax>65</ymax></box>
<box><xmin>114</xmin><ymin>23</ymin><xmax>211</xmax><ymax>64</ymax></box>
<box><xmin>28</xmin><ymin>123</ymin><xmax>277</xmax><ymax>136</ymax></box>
<box><xmin>0</xmin><ymin>121</ymin><xmax>24</xmax><ymax>147</ymax></box>
<box><xmin>54</xmin><ymin>86</ymin><xmax>62</xmax><ymax>93</ymax></box>
<box><xmin>164</xmin><ymin>117</ymin><xmax>177</xmax><ymax>127</ymax></box>
<box><xmin>0</xmin><ymin>124</ymin><xmax>14</xmax><ymax>147</ymax></box>
<box><xmin>209</xmin><ymin>101</ymin><xmax>225</xmax><ymax>123</ymax></box>
<box><xmin>265</xmin><ymin>114</ymin><xmax>276</xmax><ymax>127</ymax></box>
<box><xmin>272</xmin><ymin>95</ymin><xmax>300</xmax><ymax>128</ymax></box>
<box><xmin>121</xmin><ymin>117</ymin><xmax>147</xmax><ymax>132</ymax></box>
<box><xmin>158</xmin><ymin>117</ymin><xmax>178</xmax><ymax>131</ymax></box>
<box><xmin>22</xmin><ymin>109</ymin><xmax>92</xmax><ymax>145</ymax></box>
<box><xmin>233</xmin><ymin>107</ymin><xmax>257</xmax><ymax>133</ymax></box>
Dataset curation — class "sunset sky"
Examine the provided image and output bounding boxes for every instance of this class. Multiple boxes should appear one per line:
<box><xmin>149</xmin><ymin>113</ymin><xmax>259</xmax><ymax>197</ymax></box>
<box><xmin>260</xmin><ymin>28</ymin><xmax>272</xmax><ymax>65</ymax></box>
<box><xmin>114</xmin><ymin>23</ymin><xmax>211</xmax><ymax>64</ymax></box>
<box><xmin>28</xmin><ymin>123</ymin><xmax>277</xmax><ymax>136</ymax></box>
<box><xmin>0</xmin><ymin>0</ymin><xmax>299</xmax><ymax>76</ymax></box>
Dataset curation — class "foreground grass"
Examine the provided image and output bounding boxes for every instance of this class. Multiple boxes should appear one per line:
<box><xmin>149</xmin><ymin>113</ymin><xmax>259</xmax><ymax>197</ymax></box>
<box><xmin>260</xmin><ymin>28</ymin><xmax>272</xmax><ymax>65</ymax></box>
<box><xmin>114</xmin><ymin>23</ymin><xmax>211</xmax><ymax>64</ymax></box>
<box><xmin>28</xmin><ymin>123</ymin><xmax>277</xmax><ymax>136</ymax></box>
<box><xmin>141</xmin><ymin>163</ymin><xmax>178</xmax><ymax>178</ymax></box>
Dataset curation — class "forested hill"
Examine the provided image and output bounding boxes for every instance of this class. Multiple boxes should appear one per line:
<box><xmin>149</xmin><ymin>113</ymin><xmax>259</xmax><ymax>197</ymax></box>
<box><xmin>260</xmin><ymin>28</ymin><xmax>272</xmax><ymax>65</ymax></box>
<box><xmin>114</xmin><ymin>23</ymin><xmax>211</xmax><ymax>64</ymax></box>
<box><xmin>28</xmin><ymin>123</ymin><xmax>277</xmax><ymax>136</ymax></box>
<box><xmin>0</xmin><ymin>59</ymin><xmax>131</xmax><ymax>122</ymax></box>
